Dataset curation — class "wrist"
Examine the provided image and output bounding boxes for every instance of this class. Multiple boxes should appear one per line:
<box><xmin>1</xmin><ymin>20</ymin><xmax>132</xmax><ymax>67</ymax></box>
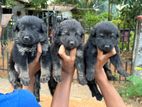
<box><xmin>61</xmin><ymin>71</ymin><xmax>74</xmax><ymax>82</ymax></box>
<box><xmin>95</xmin><ymin>66</ymin><xmax>108</xmax><ymax>83</ymax></box>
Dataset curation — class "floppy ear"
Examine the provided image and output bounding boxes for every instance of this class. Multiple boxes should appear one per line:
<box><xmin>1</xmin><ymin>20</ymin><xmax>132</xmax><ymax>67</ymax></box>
<box><xmin>13</xmin><ymin>21</ymin><xmax>19</xmax><ymax>32</ymax></box>
<box><xmin>117</xmin><ymin>30</ymin><xmax>120</xmax><ymax>38</ymax></box>
<box><xmin>90</xmin><ymin>27</ymin><xmax>96</xmax><ymax>38</ymax></box>
<box><xmin>41</xmin><ymin>22</ymin><xmax>47</xmax><ymax>33</ymax></box>
<box><xmin>53</xmin><ymin>25</ymin><xmax>62</xmax><ymax>44</ymax></box>
<box><xmin>55</xmin><ymin>24</ymin><xmax>62</xmax><ymax>37</ymax></box>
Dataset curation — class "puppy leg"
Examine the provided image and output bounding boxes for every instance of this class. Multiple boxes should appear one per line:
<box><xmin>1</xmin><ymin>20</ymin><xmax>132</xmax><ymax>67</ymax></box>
<box><xmin>34</xmin><ymin>71</ymin><xmax>41</xmax><ymax>102</ymax></box>
<box><xmin>18</xmin><ymin>59</ymin><xmax>30</xmax><ymax>86</ymax></box>
<box><xmin>51</xmin><ymin>47</ymin><xmax>62</xmax><ymax>82</ymax></box>
<box><xmin>87</xmin><ymin>80</ymin><xmax>103</xmax><ymax>101</ymax></box>
<box><xmin>85</xmin><ymin>53</ymin><xmax>96</xmax><ymax>81</ymax></box>
<box><xmin>8</xmin><ymin>55</ymin><xmax>22</xmax><ymax>89</ymax></box>
<box><xmin>104</xmin><ymin>63</ymin><xmax>116</xmax><ymax>81</ymax></box>
<box><xmin>52</xmin><ymin>58</ymin><xmax>61</xmax><ymax>82</ymax></box>
<box><xmin>40</xmin><ymin>46</ymin><xmax>51</xmax><ymax>83</ymax></box>
<box><xmin>48</xmin><ymin>75</ymin><xmax>57</xmax><ymax>96</ymax></box>
<box><xmin>8</xmin><ymin>69</ymin><xmax>22</xmax><ymax>89</ymax></box>
<box><xmin>110</xmin><ymin>54</ymin><xmax>128</xmax><ymax>77</ymax></box>
<box><xmin>76</xmin><ymin>48</ymin><xmax>87</xmax><ymax>85</ymax></box>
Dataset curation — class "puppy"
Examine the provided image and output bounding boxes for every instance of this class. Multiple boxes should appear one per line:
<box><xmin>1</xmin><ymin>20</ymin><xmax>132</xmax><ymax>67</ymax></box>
<box><xmin>50</xmin><ymin>19</ymin><xmax>87</xmax><ymax>85</ymax></box>
<box><xmin>8</xmin><ymin>15</ymin><xmax>51</xmax><ymax>89</ymax></box>
<box><xmin>84</xmin><ymin>21</ymin><xmax>128</xmax><ymax>100</ymax></box>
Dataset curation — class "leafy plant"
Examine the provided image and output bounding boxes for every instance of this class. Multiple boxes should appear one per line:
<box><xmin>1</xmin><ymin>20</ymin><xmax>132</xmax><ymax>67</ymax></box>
<box><xmin>82</xmin><ymin>11</ymin><xmax>108</xmax><ymax>29</ymax></box>
<box><xmin>119</xmin><ymin>75</ymin><xmax>142</xmax><ymax>99</ymax></box>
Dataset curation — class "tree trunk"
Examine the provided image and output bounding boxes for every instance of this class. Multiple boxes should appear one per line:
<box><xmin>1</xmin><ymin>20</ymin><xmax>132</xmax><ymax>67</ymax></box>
<box><xmin>132</xmin><ymin>15</ymin><xmax>142</xmax><ymax>76</ymax></box>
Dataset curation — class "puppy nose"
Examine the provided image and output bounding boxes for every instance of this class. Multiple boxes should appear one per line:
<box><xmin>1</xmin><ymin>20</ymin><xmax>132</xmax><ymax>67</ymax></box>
<box><xmin>104</xmin><ymin>45</ymin><xmax>111</xmax><ymax>50</ymax></box>
<box><xmin>69</xmin><ymin>41</ymin><xmax>75</xmax><ymax>46</ymax></box>
<box><xmin>23</xmin><ymin>36</ymin><xmax>30</xmax><ymax>41</ymax></box>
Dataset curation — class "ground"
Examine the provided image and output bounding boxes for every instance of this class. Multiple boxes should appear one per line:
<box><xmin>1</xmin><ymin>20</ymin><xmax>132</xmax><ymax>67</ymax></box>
<box><xmin>0</xmin><ymin>40</ymin><xmax>140</xmax><ymax>107</ymax></box>
<box><xmin>0</xmin><ymin>73</ymin><xmax>141</xmax><ymax>107</ymax></box>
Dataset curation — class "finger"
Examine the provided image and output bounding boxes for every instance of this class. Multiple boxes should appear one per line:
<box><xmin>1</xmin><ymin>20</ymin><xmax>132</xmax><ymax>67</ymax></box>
<box><xmin>58</xmin><ymin>45</ymin><xmax>68</xmax><ymax>59</ymax></box>
<box><xmin>37</xmin><ymin>43</ymin><xmax>42</xmax><ymax>54</ymax></box>
<box><xmin>70</xmin><ymin>48</ymin><xmax>77</xmax><ymax>60</ymax></box>
<box><xmin>105</xmin><ymin>48</ymin><xmax>116</xmax><ymax>58</ymax></box>
<box><xmin>97</xmin><ymin>48</ymin><xmax>103</xmax><ymax>57</ymax></box>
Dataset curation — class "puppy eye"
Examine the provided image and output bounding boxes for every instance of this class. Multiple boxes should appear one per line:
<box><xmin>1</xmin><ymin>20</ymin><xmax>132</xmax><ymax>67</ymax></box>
<box><xmin>99</xmin><ymin>33</ymin><xmax>104</xmax><ymax>37</ymax></box>
<box><xmin>19</xmin><ymin>25</ymin><xmax>25</xmax><ymax>30</ymax></box>
<box><xmin>111</xmin><ymin>33</ymin><xmax>115</xmax><ymax>36</ymax></box>
<box><xmin>32</xmin><ymin>25</ymin><xmax>36</xmax><ymax>29</ymax></box>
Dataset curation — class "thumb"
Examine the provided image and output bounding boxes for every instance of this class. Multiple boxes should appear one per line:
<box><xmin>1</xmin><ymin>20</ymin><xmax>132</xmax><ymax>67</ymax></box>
<box><xmin>58</xmin><ymin>45</ymin><xmax>68</xmax><ymax>60</ymax></box>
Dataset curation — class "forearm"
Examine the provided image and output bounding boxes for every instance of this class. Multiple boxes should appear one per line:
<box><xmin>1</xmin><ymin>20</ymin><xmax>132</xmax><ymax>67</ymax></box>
<box><xmin>51</xmin><ymin>72</ymin><xmax>73</xmax><ymax>107</ymax></box>
<box><xmin>95</xmin><ymin>67</ymin><xmax>126</xmax><ymax>107</ymax></box>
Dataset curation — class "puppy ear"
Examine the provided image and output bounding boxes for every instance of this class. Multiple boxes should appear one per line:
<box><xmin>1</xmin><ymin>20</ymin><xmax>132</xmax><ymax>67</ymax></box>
<box><xmin>117</xmin><ymin>30</ymin><xmax>120</xmax><ymax>38</ymax></box>
<box><xmin>55</xmin><ymin>25</ymin><xmax>62</xmax><ymax>37</ymax></box>
<box><xmin>90</xmin><ymin>27</ymin><xmax>96</xmax><ymax>37</ymax></box>
<box><xmin>41</xmin><ymin>22</ymin><xmax>47</xmax><ymax>33</ymax></box>
<box><xmin>13</xmin><ymin>21</ymin><xmax>19</xmax><ymax>32</ymax></box>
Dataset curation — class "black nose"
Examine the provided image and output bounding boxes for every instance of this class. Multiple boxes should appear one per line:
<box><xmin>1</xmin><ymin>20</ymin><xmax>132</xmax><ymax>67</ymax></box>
<box><xmin>23</xmin><ymin>36</ymin><xmax>30</xmax><ymax>42</ymax></box>
<box><xmin>69</xmin><ymin>41</ymin><xmax>75</xmax><ymax>46</ymax></box>
<box><xmin>104</xmin><ymin>45</ymin><xmax>111</xmax><ymax>50</ymax></box>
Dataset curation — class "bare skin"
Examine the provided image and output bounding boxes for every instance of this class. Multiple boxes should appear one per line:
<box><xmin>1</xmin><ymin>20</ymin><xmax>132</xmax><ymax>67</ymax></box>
<box><xmin>51</xmin><ymin>47</ymin><xmax>126</xmax><ymax>107</ymax></box>
<box><xmin>22</xmin><ymin>44</ymin><xmax>126</xmax><ymax>107</ymax></box>
<box><xmin>95</xmin><ymin>48</ymin><xmax>126</xmax><ymax>107</ymax></box>
<box><xmin>23</xmin><ymin>43</ymin><xmax>42</xmax><ymax>92</ymax></box>
<box><xmin>51</xmin><ymin>45</ymin><xmax>76</xmax><ymax>107</ymax></box>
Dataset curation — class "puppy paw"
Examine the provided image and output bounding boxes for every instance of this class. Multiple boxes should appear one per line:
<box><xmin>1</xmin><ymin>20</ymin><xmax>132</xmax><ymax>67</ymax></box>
<box><xmin>117</xmin><ymin>69</ymin><xmax>129</xmax><ymax>77</ymax></box>
<box><xmin>53</xmin><ymin>74</ymin><xmax>61</xmax><ymax>82</ymax></box>
<box><xmin>95</xmin><ymin>94</ymin><xmax>103</xmax><ymax>101</ymax></box>
<box><xmin>107</xmin><ymin>75</ymin><xmax>117</xmax><ymax>81</ymax></box>
<box><xmin>20</xmin><ymin>77</ymin><xmax>30</xmax><ymax>86</ymax></box>
<box><xmin>78</xmin><ymin>76</ymin><xmax>87</xmax><ymax>85</ymax></box>
<box><xmin>19</xmin><ymin>72</ymin><xmax>30</xmax><ymax>86</ymax></box>
<box><xmin>40</xmin><ymin>74</ymin><xmax>50</xmax><ymax>83</ymax></box>
<box><xmin>53</xmin><ymin>68</ymin><xmax>61</xmax><ymax>82</ymax></box>
<box><xmin>86</xmin><ymin>73</ymin><xmax>94</xmax><ymax>81</ymax></box>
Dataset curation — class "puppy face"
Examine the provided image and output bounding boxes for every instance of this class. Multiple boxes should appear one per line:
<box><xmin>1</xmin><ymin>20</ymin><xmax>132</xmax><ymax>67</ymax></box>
<box><xmin>91</xmin><ymin>22</ymin><xmax>119</xmax><ymax>53</ymax></box>
<box><xmin>14</xmin><ymin>16</ymin><xmax>47</xmax><ymax>46</ymax></box>
<box><xmin>55</xmin><ymin>19</ymin><xmax>84</xmax><ymax>49</ymax></box>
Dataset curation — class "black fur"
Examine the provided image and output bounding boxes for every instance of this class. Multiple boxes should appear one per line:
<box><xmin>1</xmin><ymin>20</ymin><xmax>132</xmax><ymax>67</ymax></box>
<box><xmin>84</xmin><ymin>21</ymin><xmax>128</xmax><ymax>100</ymax></box>
<box><xmin>8</xmin><ymin>15</ymin><xmax>51</xmax><ymax>100</ymax></box>
<box><xmin>50</xmin><ymin>19</ymin><xmax>87</xmax><ymax>85</ymax></box>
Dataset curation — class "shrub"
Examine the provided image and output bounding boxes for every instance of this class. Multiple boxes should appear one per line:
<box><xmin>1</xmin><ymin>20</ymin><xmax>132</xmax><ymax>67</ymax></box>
<box><xmin>119</xmin><ymin>75</ymin><xmax>142</xmax><ymax>99</ymax></box>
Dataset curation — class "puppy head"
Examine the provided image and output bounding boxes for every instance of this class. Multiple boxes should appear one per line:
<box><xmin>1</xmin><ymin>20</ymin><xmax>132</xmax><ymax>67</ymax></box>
<box><xmin>14</xmin><ymin>15</ymin><xmax>47</xmax><ymax>46</ymax></box>
<box><xmin>55</xmin><ymin>19</ymin><xmax>84</xmax><ymax>49</ymax></box>
<box><xmin>91</xmin><ymin>21</ymin><xmax>119</xmax><ymax>53</ymax></box>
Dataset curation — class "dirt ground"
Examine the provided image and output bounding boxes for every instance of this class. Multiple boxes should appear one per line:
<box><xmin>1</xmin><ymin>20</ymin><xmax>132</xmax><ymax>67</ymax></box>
<box><xmin>0</xmin><ymin>74</ymin><xmax>141</xmax><ymax>107</ymax></box>
<box><xmin>0</xmin><ymin>41</ymin><xmax>141</xmax><ymax>107</ymax></box>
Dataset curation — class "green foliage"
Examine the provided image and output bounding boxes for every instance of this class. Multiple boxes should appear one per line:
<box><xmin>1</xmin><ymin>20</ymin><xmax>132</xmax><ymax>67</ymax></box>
<box><xmin>119</xmin><ymin>75</ymin><xmax>142</xmax><ymax>99</ymax></box>
<box><xmin>5</xmin><ymin>0</ymin><xmax>16</xmax><ymax>6</ymax></box>
<box><xmin>111</xmin><ymin>19</ymin><xmax>135</xmax><ymax>51</ymax></box>
<box><xmin>119</xmin><ymin>0</ymin><xmax>142</xmax><ymax>29</ymax></box>
<box><xmin>82</xmin><ymin>11</ymin><xmax>108</xmax><ymax>29</ymax></box>
<box><xmin>29</xmin><ymin>0</ymin><xmax>48</xmax><ymax>8</ymax></box>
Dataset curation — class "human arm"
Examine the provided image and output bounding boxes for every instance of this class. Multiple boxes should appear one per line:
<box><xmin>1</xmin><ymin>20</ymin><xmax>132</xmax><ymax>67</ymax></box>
<box><xmin>95</xmin><ymin>48</ymin><xmax>126</xmax><ymax>107</ymax></box>
<box><xmin>23</xmin><ymin>43</ymin><xmax>42</xmax><ymax>92</ymax></box>
<box><xmin>51</xmin><ymin>45</ymin><xmax>76</xmax><ymax>107</ymax></box>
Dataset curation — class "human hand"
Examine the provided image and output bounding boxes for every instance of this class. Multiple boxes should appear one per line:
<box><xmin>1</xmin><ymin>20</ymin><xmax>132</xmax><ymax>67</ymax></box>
<box><xmin>23</xmin><ymin>43</ymin><xmax>42</xmax><ymax>91</ymax></box>
<box><xmin>96</xmin><ymin>48</ymin><xmax>116</xmax><ymax>68</ymax></box>
<box><xmin>58</xmin><ymin>45</ymin><xmax>77</xmax><ymax>79</ymax></box>
<box><xmin>28</xmin><ymin>43</ymin><xmax>42</xmax><ymax>73</ymax></box>
<box><xmin>95</xmin><ymin>48</ymin><xmax>116</xmax><ymax>81</ymax></box>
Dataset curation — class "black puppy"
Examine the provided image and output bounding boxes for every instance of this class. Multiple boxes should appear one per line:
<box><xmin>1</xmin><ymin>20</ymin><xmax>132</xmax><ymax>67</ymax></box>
<box><xmin>8</xmin><ymin>16</ymin><xmax>51</xmax><ymax>89</ymax></box>
<box><xmin>84</xmin><ymin>21</ymin><xmax>128</xmax><ymax>100</ymax></box>
<box><xmin>50</xmin><ymin>19</ymin><xmax>87</xmax><ymax>85</ymax></box>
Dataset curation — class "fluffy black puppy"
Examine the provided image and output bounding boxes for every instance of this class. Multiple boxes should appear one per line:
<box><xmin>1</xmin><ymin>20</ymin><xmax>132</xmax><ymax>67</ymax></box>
<box><xmin>8</xmin><ymin>15</ymin><xmax>51</xmax><ymax>88</ymax></box>
<box><xmin>84</xmin><ymin>21</ymin><xmax>128</xmax><ymax>100</ymax></box>
<box><xmin>50</xmin><ymin>19</ymin><xmax>87</xmax><ymax>85</ymax></box>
